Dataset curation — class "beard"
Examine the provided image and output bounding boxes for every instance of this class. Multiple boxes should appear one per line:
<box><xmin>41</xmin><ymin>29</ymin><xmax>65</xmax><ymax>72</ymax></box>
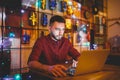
<box><xmin>50</xmin><ymin>32</ymin><xmax>63</xmax><ymax>41</ymax></box>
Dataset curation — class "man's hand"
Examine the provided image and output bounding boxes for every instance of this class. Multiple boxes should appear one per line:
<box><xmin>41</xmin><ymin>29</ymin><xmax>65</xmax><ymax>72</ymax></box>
<box><xmin>48</xmin><ymin>65</ymin><xmax>67</xmax><ymax>77</ymax></box>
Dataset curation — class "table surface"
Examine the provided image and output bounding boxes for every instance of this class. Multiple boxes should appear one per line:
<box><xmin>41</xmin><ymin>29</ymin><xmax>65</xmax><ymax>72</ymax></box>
<box><xmin>30</xmin><ymin>64</ymin><xmax>120</xmax><ymax>80</ymax></box>
<box><xmin>54</xmin><ymin>64</ymin><xmax>120</xmax><ymax>80</ymax></box>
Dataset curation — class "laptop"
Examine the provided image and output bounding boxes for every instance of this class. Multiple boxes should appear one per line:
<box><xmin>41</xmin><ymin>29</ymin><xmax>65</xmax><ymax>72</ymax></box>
<box><xmin>74</xmin><ymin>49</ymin><xmax>110</xmax><ymax>76</ymax></box>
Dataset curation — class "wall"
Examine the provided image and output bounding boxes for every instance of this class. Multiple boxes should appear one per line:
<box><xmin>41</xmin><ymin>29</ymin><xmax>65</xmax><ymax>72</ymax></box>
<box><xmin>107</xmin><ymin>0</ymin><xmax>120</xmax><ymax>54</ymax></box>
<box><xmin>107</xmin><ymin>0</ymin><xmax>120</xmax><ymax>39</ymax></box>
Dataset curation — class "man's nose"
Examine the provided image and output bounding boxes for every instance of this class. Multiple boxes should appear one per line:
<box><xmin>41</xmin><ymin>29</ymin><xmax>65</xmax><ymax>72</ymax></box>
<box><xmin>59</xmin><ymin>30</ymin><xmax>64</xmax><ymax>35</ymax></box>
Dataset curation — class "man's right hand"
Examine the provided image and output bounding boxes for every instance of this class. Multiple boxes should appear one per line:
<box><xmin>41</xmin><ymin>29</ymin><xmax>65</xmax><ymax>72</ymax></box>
<box><xmin>48</xmin><ymin>64</ymin><xmax>67</xmax><ymax>77</ymax></box>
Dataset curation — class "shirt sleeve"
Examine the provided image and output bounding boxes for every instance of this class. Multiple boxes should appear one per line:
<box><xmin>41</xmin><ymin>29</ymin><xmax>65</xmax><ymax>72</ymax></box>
<box><xmin>68</xmin><ymin>40</ymin><xmax>81</xmax><ymax>61</ymax></box>
<box><xmin>28</xmin><ymin>38</ymin><xmax>43</xmax><ymax>63</ymax></box>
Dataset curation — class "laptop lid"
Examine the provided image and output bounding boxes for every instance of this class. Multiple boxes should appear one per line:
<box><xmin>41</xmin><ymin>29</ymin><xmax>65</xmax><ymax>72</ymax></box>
<box><xmin>74</xmin><ymin>49</ymin><xmax>110</xmax><ymax>75</ymax></box>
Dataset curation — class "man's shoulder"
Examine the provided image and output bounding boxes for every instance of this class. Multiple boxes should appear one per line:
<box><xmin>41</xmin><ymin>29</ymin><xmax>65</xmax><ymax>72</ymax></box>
<box><xmin>37</xmin><ymin>35</ymin><xmax>48</xmax><ymax>41</ymax></box>
<box><xmin>62</xmin><ymin>37</ymin><xmax>70</xmax><ymax>43</ymax></box>
<box><xmin>62</xmin><ymin>37</ymin><xmax>69</xmax><ymax>41</ymax></box>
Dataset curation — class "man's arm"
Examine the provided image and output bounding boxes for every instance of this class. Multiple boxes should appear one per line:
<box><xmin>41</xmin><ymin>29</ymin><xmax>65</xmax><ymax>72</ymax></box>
<box><xmin>28</xmin><ymin>61</ymin><xmax>67</xmax><ymax>77</ymax></box>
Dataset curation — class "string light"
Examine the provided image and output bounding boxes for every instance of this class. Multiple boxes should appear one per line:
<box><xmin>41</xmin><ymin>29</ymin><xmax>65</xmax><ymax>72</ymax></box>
<box><xmin>9</xmin><ymin>32</ymin><xmax>15</xmax><ymax>38</ymax></box>
<box><xmin>21</xmin><ymin>9</ymin><xmax>25</xmax><ymax>14</ymax></box>
<box><xmin>14</xmin><ymin>74</ymin><xmax>21</xmax><ymax>80</ymax></box>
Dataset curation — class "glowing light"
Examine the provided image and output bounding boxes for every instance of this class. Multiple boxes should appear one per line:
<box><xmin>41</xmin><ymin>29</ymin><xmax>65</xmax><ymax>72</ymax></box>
<box><xmin>93</xmin><ymin>44</ymin><xmax>98</xmax><ymax>50</ymax></box>
<box><xmin>9</xmin><ymin>32</ymin><xmax>15</xmax><ymax>38</ymax></box>
<box><xmin>83</xmin><ymin>27</ymin><xmax>87</xmax><ymax>32</ymax></box>
<box><xmin>67</xmin><ymin>1</ymin><xmax>72</xmax><ymax>5</ymax></box>
<box><xmin>21</xmin><ymin>9</ymin><xmax>25</xmax><ymax>13</ymax></box>
<box><xmin>82</xmin><ymin>42</ymin><xmax>90</xmax><ymax>46</ymax></box>
<box><xmin>2</xmin><ymin>62</ymin><xmax>5</xmax><ymax>65</ymax></box>
<box><xmin>28</xmin><ymin>75</ymin><xmax>31</xmax><ymax>78</ymax></box>
<box><xmin>77</xmin><ymin>3</ymin><xmax>82</xmax><ymax>10</ymax></box>
<box><xmin>9</xmin><ymin>38</ymin><xmax>14</xmax><ymax>42</ymax></box>
<box><xmin>14</xmin><ymin>74</ymin><xmax>21</xmax><ymax>80</ymax></box>
<box><xmin>35</xmin><ymin>0</ymin><xmax>41</xmax><ymax>8</ymax></box>
<box><xmin>72</xmin><ymin>14</ymin><xmax>76</xmax><ymax>19</ymax></box>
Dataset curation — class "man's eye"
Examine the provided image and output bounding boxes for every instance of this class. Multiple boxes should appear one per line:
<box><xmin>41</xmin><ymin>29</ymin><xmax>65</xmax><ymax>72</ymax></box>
<box><xmin>55</xmin><ymin>28</ymin><xmax>65</xmax><ymax>31</ymax></box>
<box><xmin>55</xmin><ymin>28</ymin><xmax>60</xmax><ymax>30</ymax></box>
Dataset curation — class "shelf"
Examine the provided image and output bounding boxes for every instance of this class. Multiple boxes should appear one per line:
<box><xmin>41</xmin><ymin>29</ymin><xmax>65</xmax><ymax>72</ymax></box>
<box><xmin>95</xmin><ymin>33</ymin><xmax>106</xmax><ymax>37</ymax></box>
<box><xmin>109</xmin><ymin>53</ymin><xmax>120</xmax><ymax>56</ymax></box>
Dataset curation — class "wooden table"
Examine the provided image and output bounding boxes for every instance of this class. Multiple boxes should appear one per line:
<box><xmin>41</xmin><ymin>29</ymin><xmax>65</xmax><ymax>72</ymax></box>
<box><xmin>29</xmin><ymin>64</ymin><xmax>120</xmax><ymax>80</ymax></box>
<box><xmin>54</xmin><ymin>65</ymin><xmax>120</xmax><ymax>80</ymax></box>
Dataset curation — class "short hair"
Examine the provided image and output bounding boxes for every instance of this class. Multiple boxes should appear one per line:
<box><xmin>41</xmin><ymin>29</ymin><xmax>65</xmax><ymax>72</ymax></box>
<box><xmin>49</xmin><ymin>15</ymin><xmax>65</xmax><ymax>26</ymax></box>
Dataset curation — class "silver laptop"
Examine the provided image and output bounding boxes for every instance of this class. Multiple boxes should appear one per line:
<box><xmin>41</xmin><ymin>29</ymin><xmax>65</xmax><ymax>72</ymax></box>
<box><xmin>74</xmin><ymin>49</ymin><xmax>110</xmax><ymax>75</ymax></box>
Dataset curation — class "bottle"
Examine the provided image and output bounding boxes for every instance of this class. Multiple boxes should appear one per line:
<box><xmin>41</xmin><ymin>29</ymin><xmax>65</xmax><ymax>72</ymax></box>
<box><xmin>66</xmin><ymin>60</ymin><xmax>78</xmax><ymax>76</ymax></box>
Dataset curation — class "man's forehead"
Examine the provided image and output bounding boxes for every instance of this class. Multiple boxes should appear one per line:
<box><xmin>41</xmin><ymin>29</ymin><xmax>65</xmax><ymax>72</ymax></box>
<box><xmin>52</xmin><ymin>22</ymin><xmax>65</xmax><ymax>27</ymax></box>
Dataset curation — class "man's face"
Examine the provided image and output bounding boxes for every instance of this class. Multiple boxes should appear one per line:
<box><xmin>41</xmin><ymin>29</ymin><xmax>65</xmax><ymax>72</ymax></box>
<box><xmin>49</xmin><ymin>21</ymin><xmax>65</xmax><ymax>40</ymax></box>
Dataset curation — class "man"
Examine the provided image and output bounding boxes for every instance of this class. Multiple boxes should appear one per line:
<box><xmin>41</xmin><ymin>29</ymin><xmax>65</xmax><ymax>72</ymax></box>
<box><xmin>27</xmin><ymin>15</ymin><xmax>80</xmax><ymax>79</ymax></box>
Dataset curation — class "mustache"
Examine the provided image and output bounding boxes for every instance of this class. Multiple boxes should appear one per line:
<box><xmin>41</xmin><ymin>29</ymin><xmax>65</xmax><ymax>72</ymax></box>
<box><xmin>50</xmin><ymin>32</ymin><xmax>63</xmax><ymax>40</ymax></box>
